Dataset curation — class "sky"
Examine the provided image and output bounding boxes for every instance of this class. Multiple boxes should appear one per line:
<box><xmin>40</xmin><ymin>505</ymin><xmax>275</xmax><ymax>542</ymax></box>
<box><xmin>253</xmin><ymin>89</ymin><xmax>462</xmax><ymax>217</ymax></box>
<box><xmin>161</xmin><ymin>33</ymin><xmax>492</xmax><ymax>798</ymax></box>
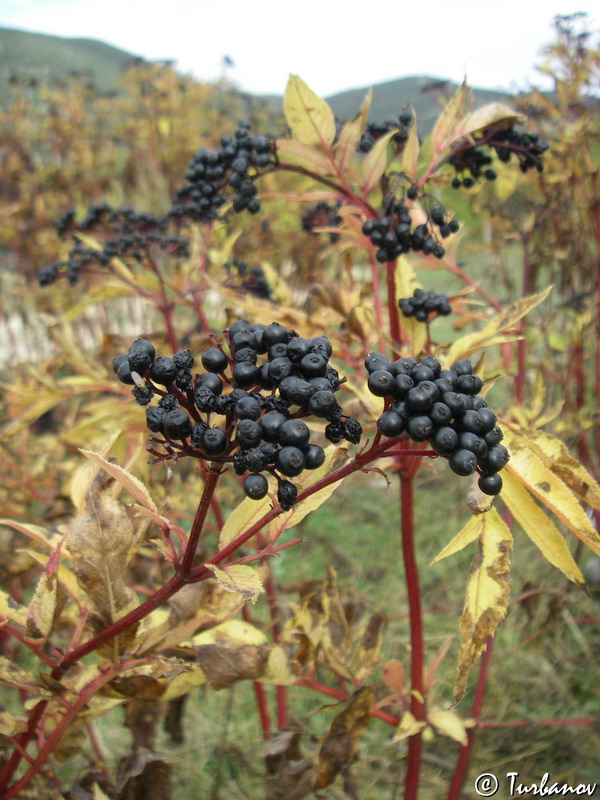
<box><xmin>0</xmin><ymin>0</ymin><xmax>597</xmax><ymax>97</ymax></box>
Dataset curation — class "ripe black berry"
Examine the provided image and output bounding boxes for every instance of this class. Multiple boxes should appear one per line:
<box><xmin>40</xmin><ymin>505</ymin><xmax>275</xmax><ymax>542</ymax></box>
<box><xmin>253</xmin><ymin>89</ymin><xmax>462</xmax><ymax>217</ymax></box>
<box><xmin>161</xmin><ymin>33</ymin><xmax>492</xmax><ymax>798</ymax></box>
<box><xmin>478</xmin><ymin>473</ymin><xmax>503</xmax><ymax>495</ymax></box>
<box><xmin>449</xmin><ymin>449</ymin><xmax>478</xmax><ymax>476</ymax></box>
<box><xmin>406</xmin><ymin>415</ymin><xmax>434</xmax><ymax>442</ymax></box>
<box><xmin>303</xmin><ymin>444</ymin><xmax>326</xmax><ymax>469</ymax></box>
<box><xmin>368</xmin><ymin>369</ymin><xmax>396</xmax><ymax>397</ymax></box>
<box><xmin>244</xmin><ymin>473</ymin><xmax>269</xmax><ymax>500</ymax></box>
<box><xmin>128</xmin><ymin>339</ymin><xmax>155</xmax><ymax>374</ymax></box>
<box><xmin>279</xmin><ymin>419</ymin><xmax>310</xmax><ymax>448</ymax></box>
<box><xmin>276</xmin><ymin>446</ymin><xmax>306</xmax><ymax>477</ymax></box>
<box><xmin>235</xmin><ymin>419</ymin><xmax>263</xmax><ymax>449</ymax></box>
<box><xmin>163</xmin><ymin>409</ymin><xmax>192</xmax><ymax>440</ymax></box>
<box><xmin>201</xmin><ymin>427</ymin><xmax>228</xmax><ymax>456</ymax></box>
<box><xmin>201</xmin><ymin>347</ymin><xmax>229</xmax><ymax>373</ymax></box>
<box><xmin>150</xmin><ymin>356</ymin><xmax>177</xmax><ymax>385</ymax></box>
<box><xmin>377</xmin><ymin>410</ymin><xmax>405</xmax><ymax>437</ymax></box>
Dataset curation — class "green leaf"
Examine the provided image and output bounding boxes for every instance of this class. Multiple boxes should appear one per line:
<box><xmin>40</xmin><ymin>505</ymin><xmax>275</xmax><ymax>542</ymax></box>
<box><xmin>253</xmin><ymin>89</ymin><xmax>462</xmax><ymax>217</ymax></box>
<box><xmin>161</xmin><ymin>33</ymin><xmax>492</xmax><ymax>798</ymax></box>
<box><xmin>283</xmin><ymin>75</ymin><xmax>336</xmax><ymax>147</ymax></box>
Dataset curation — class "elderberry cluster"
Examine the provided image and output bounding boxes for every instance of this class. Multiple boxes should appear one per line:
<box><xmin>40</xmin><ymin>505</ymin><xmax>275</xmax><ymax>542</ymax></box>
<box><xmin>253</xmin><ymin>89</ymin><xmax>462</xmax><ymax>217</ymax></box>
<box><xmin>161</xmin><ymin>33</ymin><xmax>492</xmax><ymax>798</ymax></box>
<box><xmin>366</xmin><ymin>353</ymin><xmax>507</xmax><ymax>495</ymax></box>
<box><xmin>357</xmin><ymin>108</ymin><xmax>413</xmax><ymax>153</ymax></box>
<box><xmin>450</xmin><ymin>125</ymin><xmax>548</xmax><ymax>188</ymax></box>
<box><xmin>224</xmin><ymin>258</ymin><xmax>273</xmax><ymax>301</ymax></box>
<box><xmin>301</xmin><ymin>201</ymin><xmax>342</xmax><ymax>243</ymax></box>
<box><xmin>112</xmin><ymin>322</ymin><xmax>362</xmax><ymax>509</ymax></box>
<box><xmin>39</xmin><ymin>203</ymin><xmax>187</xmax><ymax>285</ymax></box>
<box><xmin>169</xmin><ymin>121</ymin><xmax>275</xmax><ymax>223</ymax></box>
<box><xmin>362</xmin><ymin>199</ymin><xmax>448</xmax><ymax>262</ymax></box>
<box><xmin>398</xmin><ymin>289</ymin><xmax>452</xmax><ymax>321</ymax></box>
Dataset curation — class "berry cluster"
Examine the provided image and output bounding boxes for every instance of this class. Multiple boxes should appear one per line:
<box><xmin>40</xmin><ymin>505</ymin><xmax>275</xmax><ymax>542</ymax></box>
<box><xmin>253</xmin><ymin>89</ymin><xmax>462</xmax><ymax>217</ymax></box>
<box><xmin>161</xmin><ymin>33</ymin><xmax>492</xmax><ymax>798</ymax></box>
<box><xmin>362</xmin><ymin>198</ymin><xmax>449</xmax><ymax>262</ymax></box>
<box><xmin>357</xmin><ymin>108</ymin><xmax>413</xmax><ymax>153</ymax></box>
<box><xmin>366</xmin><ymin>353</ymin><xmax>507</xmax><ymax>495</ymax></box>
<box><xmin>398</xmin><ymin>289</ymin><xmax>452</xmax><ymax>321</ymax></box>
<box><xmin>39</xmin><ymin>203</ymin><xmax>187</xmax><ymax>285</ymax></box>
<box><xmin>225</xmin><ymin>258</ymin><xmax>274</xmax><ymax>302</ymax></box>
<box><xmin>113</xmin><ymin>322</ymin><xmax>362</xmax><ymax>509</ymax></box>
<box><xmin>169</xmin><ymin>121</ymin><xmax>275</xmax><ymax>223</ymax></box>
<box><xmin>450</xmin><ymin>125</ymin><xmax>549</xmax><ymax>188</ymax></box>
<box><xmin>301</xmin><ymin>201</ymin><xmax>342</xmax><ymax>243</ymax></box>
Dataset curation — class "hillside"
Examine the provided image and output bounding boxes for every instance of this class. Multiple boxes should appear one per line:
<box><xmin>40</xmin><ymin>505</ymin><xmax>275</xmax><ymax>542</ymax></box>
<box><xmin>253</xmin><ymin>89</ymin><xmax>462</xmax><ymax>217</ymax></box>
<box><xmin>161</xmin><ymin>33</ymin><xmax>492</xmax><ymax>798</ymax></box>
<box><xmin>0</xmin><ymin>25</ymin><xmax>517</xmax><ymax>126</ymax></box>
<box><xmin>0</xmin><ymin>26</ymin><xmax>143</xmax><ymax>93</ymax></box>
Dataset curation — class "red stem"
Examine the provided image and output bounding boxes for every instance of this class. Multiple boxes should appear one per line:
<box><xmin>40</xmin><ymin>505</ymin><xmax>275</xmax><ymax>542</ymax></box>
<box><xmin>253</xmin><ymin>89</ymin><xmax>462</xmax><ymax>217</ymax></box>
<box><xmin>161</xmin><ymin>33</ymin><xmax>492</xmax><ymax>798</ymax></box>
<box><xmin>242</xmin><ymin>605</ymin><xmax>271</xmax><ymax>740</ymax></box>
<box><xmin>400</xmin><ymin>473</ymin><xmax>424</xmax><ymax>800</ymax></box>
<box><xmin>445</xmin><ymin>636</ymin><xmax>494</xmax><ymax>800</ymax></box>
<box><xmin>179</xmin><ymin>469</ymin><xmax>220</xmax><ymax>574</ymax></box>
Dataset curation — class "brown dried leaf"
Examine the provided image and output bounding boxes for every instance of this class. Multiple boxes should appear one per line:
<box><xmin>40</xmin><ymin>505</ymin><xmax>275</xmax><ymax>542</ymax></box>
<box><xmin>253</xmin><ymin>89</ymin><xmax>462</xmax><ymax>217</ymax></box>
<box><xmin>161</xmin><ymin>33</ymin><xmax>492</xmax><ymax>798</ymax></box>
<box><xmin>117</xmin><ymin>747</ymin><xmax>172</xmax><ymax>800</ymax></box>
<box><xmin>78</xmin><ymin>449</ymin><xmax>157</xmax><ymax>513</ymax></box>
<box><xmin>314</xmin><ymin>687</ymin><xmax>374</xmax><ymax>789</ymax></box>
<box><xmin>66</xmin><ymin>467</ymin><xmax>140</xmax><ymax>656</ymax></box>
<box><xmin>265</xmin><ymin>728</ymin><xmax>316</xmax><ymax>800</ymax></box>
<box><xmin>353</xmin><ymin>612</ymin><xmax>385</xmax><ymax>681</ymax></box>
<box><xmin>195</xmin><ymin>643</ymin><xmax>270</xmax><ymax>689</ymax></box>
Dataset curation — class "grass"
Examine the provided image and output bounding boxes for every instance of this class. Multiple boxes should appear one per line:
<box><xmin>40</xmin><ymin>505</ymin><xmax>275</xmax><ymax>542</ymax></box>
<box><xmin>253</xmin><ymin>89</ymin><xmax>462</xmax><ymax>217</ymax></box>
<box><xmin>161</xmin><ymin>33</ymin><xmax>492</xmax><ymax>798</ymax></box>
<box><xmin>70</xmin><ymin>463</ymin><xmax>600</xmax><ymax>799</ymax></box>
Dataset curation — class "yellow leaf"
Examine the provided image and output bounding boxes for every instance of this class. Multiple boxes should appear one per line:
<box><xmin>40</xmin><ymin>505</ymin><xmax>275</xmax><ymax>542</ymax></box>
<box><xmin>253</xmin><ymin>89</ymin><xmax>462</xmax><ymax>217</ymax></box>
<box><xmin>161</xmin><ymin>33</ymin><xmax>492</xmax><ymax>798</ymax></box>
<box><xmin>268</xmin><ymin>445</ymin><xmax>349</xmax><ymax>539</ymax></box>
<box><xmin>0</xmin><ymin>656</ymin><xmax>42</xmax><ymax>692</ymax></box>
<box><xmin>457</xmin><ymin>103</ymin><xmax>525</xmax><ymax>140</ymax></box>
<box><xmin>361</xmin><ymin>129</ymin><xmax>400</xmax><ymax>194</ymax></box>
<box><xmin>276</xmin><ymin>138</ymin><xmax>333</xmax><ymax>173</ymax></box>
<box><xmin>0</xmin><ymin>588</ymin><xmax>27</xmax><ymax>628</ymax></box>
<box><xmin>454</xmin><ymin>507</ymin><xmax>512</xmax><ymax>702</ymax></box>
<box><xmin>0</xmin><ymin>519</ymin><xmax>54</xmax><ymax>549</ymax></box>
<box><xmin>514</xmin><ymin>426</ymin><xmax>600</xmax><ymax>511</ymax></box>
<box><xmin>204</xmin><ymin>564</ymin><xmax>264</xmax><ymax>604</ymax></box>
<box><xmin>0</xmin><ymin>711</ymin><xmax>27</xmax><ymax>736</ymax></box>
<box><xmin>259</xmin><ymin>645</ymin><xmax>296</xmax><ymax>685</ymax></box>
<box><xmin>401</xmin><ymin>117</ymin><xmax>419</xmax><ymax>181</ymax></box>
<box><xmin>503</xmin><ymin>430</ymin><xmax>600</xmax><ymax>557</ymax></box>
<box><xmin>26</xmin><ymin>572</ymin><xmax>60</xmax><ymax>640</ymax></box>
<box><xmin>193</xmin><ymin>618</ymin><xmax>267</xmax><ymax>647</ymax></box>
<box><xmin>335</xmin><ymin>89</ymin><xmax>372</xmax><ymax>172</ymax></box>
<box><xmin>78</xmin><ymin>449</ymin><xmax>157</xmax><ymax>513</ymax></box>
<box><xmin>392</xmin><ymin>710</ymin><xmax>427</xmax><ymax>742</ymax></box>
<box><xmin>218</xmin><ymin>491</ymin><xmax>272</xmax><ymax>550</ymax></box>
<box><xmin>70</xmin><ymin>432</ymin><xmax>120</xmax><ymax>510</ymax></box>
<box><xmin>501</xmin><ymin>471</ymin><xmax>585</xmax><ymax>585</ymax></box>
<box><xmin>427</xmin><ymin>708</ymin><xmax>468</xmax><ymax>745</ymax></box>
<box><xmin>395</xmin><ymin>257</ymin><xmax>426</xmax><ymax>354</ymax></box>
<box><xmin>431</xmin><ymin>514</ymin><xmax>482</xmax><ymax>564</ymax></box>
<box><xmin>446</xmin><ymin>286</ymin><xmax>552</xmax><ymax>364</ymax></box>
<box><xmin>431</xmin><ymin>80</ymin><xmax>468</xmax><ymax>152</ymax></box>
<box><xmin>63</xmin><ymin>282</ymin><xmax>136</xmax><ymax>321</ymax></box>
<box><xmin>283</xmin><ymin>74</ymin><xmax>336</xmax><ymax>147</ymax></box>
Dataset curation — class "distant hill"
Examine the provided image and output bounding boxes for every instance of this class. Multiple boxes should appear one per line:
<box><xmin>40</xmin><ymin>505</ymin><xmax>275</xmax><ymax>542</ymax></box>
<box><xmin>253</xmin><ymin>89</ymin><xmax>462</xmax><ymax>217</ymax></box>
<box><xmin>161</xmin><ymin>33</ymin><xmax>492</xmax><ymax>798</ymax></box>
<box><xmin>0</xmin><ymin>26</ymin><xmax>144</xmax><ymax>93</ymax></box>
<box><xmin>0</xmin><ymin>26</ymin><xmax>518</xmax><ymax>127</ymax></box>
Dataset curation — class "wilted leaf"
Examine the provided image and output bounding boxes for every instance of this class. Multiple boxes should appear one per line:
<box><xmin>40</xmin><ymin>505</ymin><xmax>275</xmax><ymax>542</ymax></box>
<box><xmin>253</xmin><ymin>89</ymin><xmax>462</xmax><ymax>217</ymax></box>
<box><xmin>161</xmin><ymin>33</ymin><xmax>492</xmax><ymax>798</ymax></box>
<box><xmin>195</xmin><ymin>643</ymin><xmax>270</xmax><ymax>689</ymax></box>
<box><xmin>134</xmin><ymin>579</ymin><xmax>245</xmax><ymax>654</ymax></box>
<box><xmin>428</xmin><ymin>708</ymin><xmax>468</xmax><ymax>745</ymax></box>
<box><xmin>392</xmin><ymin>710</ymin><xmax>427</xmax><ymax>742</ymax></box>
<box><xmin>314</xmin><ymin>687</ymin><xmax>374</xmax><ymax>789</ymax></box>
<box><xmin>260</xmin><ymin>645</ymin><xmax>296</xmax><ymax>685</ymax></box>
<box><xmin>79</xmin><ymin>449</ymin><xmax>157</xmax><ymax>513</ymax></box>
<box><xmin>361</xmin><ymin>129</ymin><xmax>400</xmax><ymax>194</ymax></box>
<box><xmin>0</xmin><ymin>656</ymin><xmax>43</xmax><ymax>692</ymax></box>
<box><xmin>431</xmin><ymin>515</ymin><xmax>482</xmax><ymax>564</ymax></box>
<box><xmin>503</xmin><ymin>429</ymin><xmax>600</xmax><ymax>557</ymax></box>
<box><xmin>0</xmin><ymin>518</ymin><xmax>55</xmax><ymax>549</ymax></box>
<box><xmin>0</xmin><ymin>710</ymin><xmax>27</xmax><ymax>736</ymax></box>
<box><xmin>353</xmin><ymin>612</ymin><xmax>384</xmax><ymax>681</ymax></box>
<box><xmin>382</xmin><ymin>659</ymin><xmax>404</xmax><ymax>694</ymax></box>
<box><xmin>265</xmin><ymin>728</ymin><xmax>316</xmax><ymax>800</ymax></box>
<box><xmin>335</xmin><ymin>89</ymin><xmax>372</xmax><ymax>171</ymax></box>
<box><xmin>204</xmin><ymin>564</ymin><xmax>264</xmax><ymax>604</ymax></box>
<box><xmin>112</xmin><ymin>658</ymin><xmax>206</xmax><ymax>701</ymax></box>
<box><xmin>66</xmin><ymin>467</ymin><xmax>141</xmax><ymax>656</ymax></box>
<box><xmin>454</xmin><ymin>507</ymin><xmax>512</xmax><ymax>702</ymax></box>
<box><xmin>501</xmin><ymin>471</ymin><xmax>585</xmax><ymax>585</ymax></box>
<box><xmin>284</xmin><ymin>75</ymin><xmax>336</xmax><ymax>147</ymax></box>
<box><xmin>26</xmin><ymin>571</ymin><xmax>63</xmax><ymax>641</ymax></box>
<box><xmin>431</xmin><ymin>80</ymin><xmax>468</xmax><ymax>152</ymax></box>
<box><xmin>401</xmin><ymin>119</ymin><xmax>419</xmax><ymax>181</ymax></box>
<box><xmin>116</xmin><ymin>747</ymin><xmax>172</xmax><ymax>800</ymax></box>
